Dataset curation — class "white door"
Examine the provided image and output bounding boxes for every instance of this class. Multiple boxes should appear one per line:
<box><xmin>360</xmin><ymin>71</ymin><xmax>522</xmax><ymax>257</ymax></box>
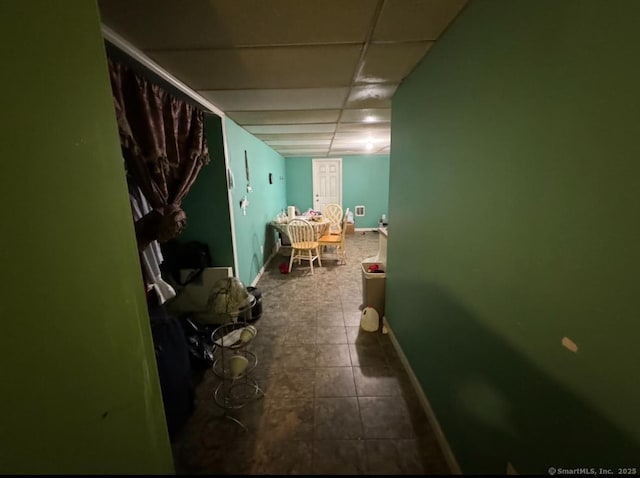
<box><xmin>312</xmin><ymin>158</ymin><xmax>342</xmax><ymax>212</ymax></box>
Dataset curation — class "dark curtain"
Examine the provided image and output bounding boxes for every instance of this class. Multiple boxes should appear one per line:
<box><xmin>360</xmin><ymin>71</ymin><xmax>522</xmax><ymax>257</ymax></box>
<box><xmin>108</xmin><ymin>57</ymin><xmax>210</xmax><ymax>248</ymax></box>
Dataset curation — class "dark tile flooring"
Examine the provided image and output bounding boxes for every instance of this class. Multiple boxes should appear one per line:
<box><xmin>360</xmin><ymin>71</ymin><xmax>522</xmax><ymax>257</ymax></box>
<box><xmin>172</xmin><ymin>231</ymin><xmax>450</xmax><ymax>475</ymax></box>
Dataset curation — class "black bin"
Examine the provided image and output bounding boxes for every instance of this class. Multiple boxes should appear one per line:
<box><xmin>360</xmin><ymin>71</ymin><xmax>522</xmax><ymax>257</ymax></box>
<box><xmin>246</xmin><ymin>286</ymin><xmax>263</xmax><ymax>322</ymax></box>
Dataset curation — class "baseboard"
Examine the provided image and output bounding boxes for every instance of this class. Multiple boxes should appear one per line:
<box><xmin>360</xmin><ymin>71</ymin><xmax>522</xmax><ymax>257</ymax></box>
<box><xmin>355</xmin><ymin>227</ymin><xmax>378</xmax><ymax>232</ymax></box>
<box><xmin>382</xmin><ymin>316</ymin><xmax>462</xmax><ymax>475</ymax></box>
<box><xmin>251</xmin><ymin>244</ymin><xmax>279</xmax><ymax>287</ymax></box>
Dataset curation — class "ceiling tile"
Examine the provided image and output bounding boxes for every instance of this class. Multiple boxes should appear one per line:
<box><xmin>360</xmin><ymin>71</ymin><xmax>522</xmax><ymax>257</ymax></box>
<box><xmin>98</xmin><ymin>0</ymin><xmax>379</xmax><ymax>49</ymax></box>
<box><xmin>149</xmin><ymin>45</ymin><xmax>361</xmax><ymax>90</ymax></box>
<box><xmin>345</xmin><ymin>84</ymin><xmax>398</xmax><ymax>108</ymax></box>
<box><xmin>227</xmin><ymin>110</ymin><xmax>340</xmax><ymax>125</ymax></box>
<box><xmin>372</xmin><ymin>0</ymin><xmax>468</xmax><ymax>42</ymax></box>
<box><xmin>276</xmin><ymin>146</ymin><xmax>329</xmax><ymax>152</ymax></box>
<box><xmin>279</xmin><ymin>148</ymin><xmax>330</xmax><ymax>156</ymax></box>
<box><xmin>331</xmin><ymin>147</ymin><xmax>389</xmax><ymax>156</ymax></box>
<box><xmin>265</xmin><ymin>139</ymin><xmax>331</xmax><ymax>146</ymax></box>
<box><xmin>332</xmin><ymin>143</ymin><xmax>389</xmax><ymax>152</ymax></box>
<box><xmin>334</xmin><ymin>131</ymin><xmax>390</xmax><ymax>143</ymax></box>
<box><xmin>329</xmin><ymin>146</ymin><xmax>375</xmax><ymax>156</ymax></box>
<box><xmin>254</xmin><ymin>133</ymin><xmax>334</xmax><ymax>142</ymax></box>
<box><xmin>340</xmin><ymin>108</ymin><xmax>391</xmax><ymax>123</ymax></box>
<box><xmin>280</xmin><ymin>146</ymin><xmax>329</xmax><ymax>152</ymax></box>
<box><xmin>200</xmin><ymin>88</ymin><xmax>349</xmax><ymax>111</ymax></box>
<box><xmin>99</xmin><ymin>0</ymin><xmax>469</xmax><ymax>159</ymax></box>
<box><xmin>356</xmin><ymin>42</ymin><xmax>433</xmax><ymax>84</ymax></box>
<box><xmin>244</xmin><ymin>124</ymin><xmax>337</xmax><ymax>134</ymax></box>
<box><xmin>336</xmin><ymin>122</ymin><xmax>391</xmax><ymax>134</ymax></box>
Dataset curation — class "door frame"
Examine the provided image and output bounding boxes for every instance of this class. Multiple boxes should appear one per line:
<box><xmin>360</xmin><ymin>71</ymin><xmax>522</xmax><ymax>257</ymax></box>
<box><xmin>312</xmin><ymin>158</ymin><xmax>342</xmax><ymax>210</ymax></box>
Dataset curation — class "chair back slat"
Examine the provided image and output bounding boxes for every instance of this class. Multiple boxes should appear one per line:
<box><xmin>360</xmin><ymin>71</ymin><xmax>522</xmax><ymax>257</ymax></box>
<box><xmin>286</xmin><ymin>218</ymin><xmax>322</xmax><ymax>274</ymax></box>
<box><xmin>322</xmin><ymin>204</ymin><xmax>343</xmax><ymax>234</ymax></box>
<box><xmin>287</xmin><ymin>218</ymin><xmax>315</xmax><ymax>245</ymax></box>
<box><xmin>342</xmin><ymin>208</ymin><xmax>350</xmax><ymax>238</ymax></box>
<box><xmin>317</xmin><ymin>207</ymin><xmax>349</xmax><ymax>264</ymax></box>
<box><xmin>340</xmin><ymin>212</ymin><xmax>349</xmax><ymax>239</ymax></box>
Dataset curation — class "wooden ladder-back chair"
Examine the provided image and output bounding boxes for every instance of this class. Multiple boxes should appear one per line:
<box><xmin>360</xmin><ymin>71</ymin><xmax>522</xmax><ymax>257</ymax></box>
<box><xmin>318</xmin><ymin>208</ymin><xmax>349</xmax><ymax>264</ymax></box>
<box><xmin>287</xmin><ymin>218</ymin><xmax>322</xmax><ymax>274</ymax></box>
<box><xmin>322</xmin><ymin>203</ymin><xmax>343</xmax><ymax>235</ymax></box>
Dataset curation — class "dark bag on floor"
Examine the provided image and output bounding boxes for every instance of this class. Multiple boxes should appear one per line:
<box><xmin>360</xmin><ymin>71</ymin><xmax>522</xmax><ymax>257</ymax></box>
<box><xmin>149</xmin><ymin>301</ymin><xmax>195</xmax><ymax>440</ymax></box>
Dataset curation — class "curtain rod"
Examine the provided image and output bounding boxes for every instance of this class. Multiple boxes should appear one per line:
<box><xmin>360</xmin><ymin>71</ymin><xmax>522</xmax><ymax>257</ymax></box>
<box><xmin>101</xmin><ymin>24</ymin><xmax>225</xmax><ymax>118</ymax></box>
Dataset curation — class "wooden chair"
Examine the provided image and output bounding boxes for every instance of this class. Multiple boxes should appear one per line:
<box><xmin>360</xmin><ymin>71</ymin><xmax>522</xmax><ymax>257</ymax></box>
<box><xmin>287</xmin><ymin>218</ymin><xmax>322</xmax><ymax>274</ymax></box>
<box><xmin>321</xmin><ymin>203</ymin><xmax>343</xmax><ymax>235</ymax></box>
<box><xmin>318</xmin><ymin>209</ymin><xmax>348</xmax><ymax>264</ymax></box>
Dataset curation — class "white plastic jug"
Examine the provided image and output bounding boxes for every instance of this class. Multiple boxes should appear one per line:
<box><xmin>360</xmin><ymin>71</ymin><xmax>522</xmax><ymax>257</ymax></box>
<box><xmin>360</xmin><ymin>307</ymin><xmax>379</xmax><ymax>332</ymax></box>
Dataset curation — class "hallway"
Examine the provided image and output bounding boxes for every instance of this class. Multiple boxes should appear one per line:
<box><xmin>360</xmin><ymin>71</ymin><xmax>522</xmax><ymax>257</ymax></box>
<box><xmin>173</xmin><ymin>231</ymin><xmax>450</xmax><ymax>474</ymax></box>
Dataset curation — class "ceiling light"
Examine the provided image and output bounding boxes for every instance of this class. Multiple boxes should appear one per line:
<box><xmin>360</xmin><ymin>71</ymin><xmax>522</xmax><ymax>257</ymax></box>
<box><xmin>364</xmin><ymin>115</ymin><xmax>376</xmax><ymax>123</ymax></box>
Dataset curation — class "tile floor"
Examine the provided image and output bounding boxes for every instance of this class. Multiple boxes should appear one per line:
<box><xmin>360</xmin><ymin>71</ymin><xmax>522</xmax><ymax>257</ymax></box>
<box><xmin>172</xmin><ymin>231</ymin><xmax>450</xmax><ymax>475</ymax></box>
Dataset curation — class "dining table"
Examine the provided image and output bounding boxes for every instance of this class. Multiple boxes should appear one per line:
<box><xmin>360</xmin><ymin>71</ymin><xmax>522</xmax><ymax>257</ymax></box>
<box><xmin>270</xmin><ymin>215</ymin><xmax>330</xmax><ymax>241</ymax></box>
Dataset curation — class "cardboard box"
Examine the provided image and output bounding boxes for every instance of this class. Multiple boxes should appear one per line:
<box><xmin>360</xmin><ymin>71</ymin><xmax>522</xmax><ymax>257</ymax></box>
<box><xmin>346</xmin><ymin>223</ymin><xmax>355</xmax><ymax>235</ymax></box>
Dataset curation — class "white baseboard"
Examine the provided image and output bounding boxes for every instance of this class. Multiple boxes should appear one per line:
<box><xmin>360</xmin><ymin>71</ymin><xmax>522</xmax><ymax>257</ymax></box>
<box><xmin>251</xmin><ymin>244</ymin><xmax>279</xmax><ymax>287</ymax></box>
<box><xmin>383</xmin><ymin>316</ymin><xmax>462</xmax><ymax>475</ymax></box>
<box><xmin>355</xmin><ymin>227</ymin><xmax>378</xmax><ymax>232</ymax></box>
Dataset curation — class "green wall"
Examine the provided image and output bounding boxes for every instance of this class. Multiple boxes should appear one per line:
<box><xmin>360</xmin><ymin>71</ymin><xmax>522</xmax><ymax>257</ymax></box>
<box><xmin>285</xmin><ymin>157</ymin><xmax>314</xmax><ymax>212</ymax></box>
<box><xmin>0</xmin><ymin>1</ymin><xmax>173</xmax><ymax>474</ymax></box>
<box><xmin>181</xmin><ymin>114</ymin><xmax>234</xmax><ymax>268</ymax></box>
<box><xmin>224</xmin><ymin>118</ymin><xmax>287</xmax><ymax>285</ymax></box>
<box><xmin>388</xmin><ymin>0</ymin><xmax>640</xmax><ymax>474</ymax></box>
<box><xmin>285</xmin><ymin>155</ymin><xmax>390</xmax><ymax>228</ymax></box>
<box><xmin>343</xmin><ymin>155</ymin><xmax>390</xmax><ymax>228</ymax></box>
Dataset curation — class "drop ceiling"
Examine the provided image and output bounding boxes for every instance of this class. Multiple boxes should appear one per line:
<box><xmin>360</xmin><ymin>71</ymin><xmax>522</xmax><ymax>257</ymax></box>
<box><xmin>98</xmin><ymin>0</ymin><xmax>468</xmax><ymax>157</ymax></box>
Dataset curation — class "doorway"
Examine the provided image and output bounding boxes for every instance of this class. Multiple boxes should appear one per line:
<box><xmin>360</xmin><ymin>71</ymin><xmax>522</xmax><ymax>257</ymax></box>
<box><xmin>312</xmin><ymin>158</ymin><xmax>342</xmax><ymax>211</ymax></box>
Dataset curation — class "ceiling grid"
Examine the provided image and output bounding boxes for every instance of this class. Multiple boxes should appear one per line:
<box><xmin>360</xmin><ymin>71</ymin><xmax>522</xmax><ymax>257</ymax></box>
<box><xmin>98</xmin><ymin>0</ymin><xmax>468</xmax><ymax>157</ymax></box>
